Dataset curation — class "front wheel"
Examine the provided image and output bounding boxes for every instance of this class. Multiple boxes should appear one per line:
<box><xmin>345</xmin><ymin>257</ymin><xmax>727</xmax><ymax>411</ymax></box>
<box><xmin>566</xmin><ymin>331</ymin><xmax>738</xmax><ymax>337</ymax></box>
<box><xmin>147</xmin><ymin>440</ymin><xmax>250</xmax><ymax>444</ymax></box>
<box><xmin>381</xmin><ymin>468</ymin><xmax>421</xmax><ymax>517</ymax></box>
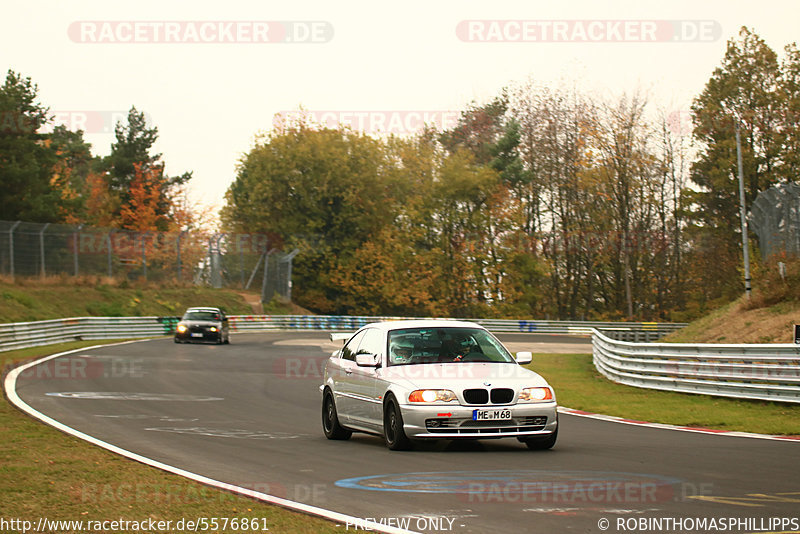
<box><xmin>322</xmin><ymin>392</ymin><xmax>352</xmax><ymax>440</ymax></box>
<box><xmin>520</xmin><ymin>427</ymin><xmax>558</xmax><ymax>450</ymax></box>
<box><xmin>383</xmin><ymin>397</ymin><xmax>413</xmax><ymax>450</ymax></box>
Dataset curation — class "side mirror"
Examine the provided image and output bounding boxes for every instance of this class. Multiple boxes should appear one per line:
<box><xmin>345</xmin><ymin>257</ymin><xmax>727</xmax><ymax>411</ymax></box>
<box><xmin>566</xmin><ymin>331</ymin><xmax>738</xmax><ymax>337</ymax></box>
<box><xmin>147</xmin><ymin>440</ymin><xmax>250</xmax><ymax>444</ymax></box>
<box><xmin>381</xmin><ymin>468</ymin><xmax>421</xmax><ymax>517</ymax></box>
<box><xmin>515</xmin><ymin>351</ymin><xmax>532</xmax><ymax>364</ymax></box>
<box><xmin>355</xmin><ymin>353</ymin><xmax>380</xmax><ymax>368</ymax></box>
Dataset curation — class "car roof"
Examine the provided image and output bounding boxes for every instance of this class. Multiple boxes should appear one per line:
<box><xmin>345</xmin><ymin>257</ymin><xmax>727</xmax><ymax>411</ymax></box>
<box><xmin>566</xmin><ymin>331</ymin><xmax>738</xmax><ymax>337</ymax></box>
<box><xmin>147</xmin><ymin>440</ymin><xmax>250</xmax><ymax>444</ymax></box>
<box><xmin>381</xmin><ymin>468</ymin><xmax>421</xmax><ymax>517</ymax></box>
<box><xmin>185</xmin><ymin>307</ymin><xmax>222</xmax><ymax>312</ymax></box>
<box><xmin>359</xmin><ymin>319</ymin><xmax>484</xmax><ymax>332</ymax></box>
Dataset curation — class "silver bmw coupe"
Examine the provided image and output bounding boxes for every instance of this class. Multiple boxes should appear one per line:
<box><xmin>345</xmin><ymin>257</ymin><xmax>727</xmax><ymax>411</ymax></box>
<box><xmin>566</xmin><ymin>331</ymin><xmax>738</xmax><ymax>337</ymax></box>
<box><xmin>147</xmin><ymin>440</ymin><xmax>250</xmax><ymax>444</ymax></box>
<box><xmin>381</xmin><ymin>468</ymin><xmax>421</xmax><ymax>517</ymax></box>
<box><xmin>320</xmin><ymin>320</ymin><xmax>558</xmax><ymax>450</ymax></box>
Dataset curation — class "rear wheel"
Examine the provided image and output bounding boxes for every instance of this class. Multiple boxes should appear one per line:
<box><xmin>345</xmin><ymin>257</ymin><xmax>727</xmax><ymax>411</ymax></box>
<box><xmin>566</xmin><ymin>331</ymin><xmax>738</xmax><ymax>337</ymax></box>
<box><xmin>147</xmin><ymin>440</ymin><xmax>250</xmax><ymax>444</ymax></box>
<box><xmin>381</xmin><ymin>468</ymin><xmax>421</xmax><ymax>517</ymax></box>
<box><xmin>322</xmin><ymin>391</ymin><xmax>352</xmax><ymax>440</ymax></box>
<box><xmin>383</xmin><ymin>396</ymin><xmax>413</xmax><ymax>450</ymax></box>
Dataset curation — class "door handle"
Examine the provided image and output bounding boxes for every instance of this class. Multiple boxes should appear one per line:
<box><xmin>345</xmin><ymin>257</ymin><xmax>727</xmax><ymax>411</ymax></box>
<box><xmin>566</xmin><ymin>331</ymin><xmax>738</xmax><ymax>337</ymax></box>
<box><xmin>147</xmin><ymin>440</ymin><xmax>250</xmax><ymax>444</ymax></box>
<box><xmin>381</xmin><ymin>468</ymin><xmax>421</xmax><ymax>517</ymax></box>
<box><xmin>345</xmin><ymin>368</ymin><xmax>353</xmax><ymax>375</ymax></box>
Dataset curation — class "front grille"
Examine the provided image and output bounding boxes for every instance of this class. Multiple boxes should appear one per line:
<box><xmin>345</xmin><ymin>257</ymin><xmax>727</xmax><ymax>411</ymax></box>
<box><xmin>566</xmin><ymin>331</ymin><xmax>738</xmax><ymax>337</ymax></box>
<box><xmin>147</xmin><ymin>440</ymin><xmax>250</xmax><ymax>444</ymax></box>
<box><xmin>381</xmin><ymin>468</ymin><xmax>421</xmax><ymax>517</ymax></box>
<box><xmin>490</xmin><ymin>388</ymin><xmax>514</xmax><ymax>404</ymax></box>
<box><xmin>460</xmin><ymin>419</ymin><xmax>515</xmax><ymax>428</ymax></box>
<box><xmin>463</xmin><ymin>388</ymin><xmax>515</xmax><ymax>405</ymax></box>
<box><xmin>425</xmin><ymin>415</ymin><xmax>548</xmax><ymax>434</ymax></box>
<box><xmin>463</xmin><ymin>389</ymin><xmax>489</xmax><ymax>404</ymax></box>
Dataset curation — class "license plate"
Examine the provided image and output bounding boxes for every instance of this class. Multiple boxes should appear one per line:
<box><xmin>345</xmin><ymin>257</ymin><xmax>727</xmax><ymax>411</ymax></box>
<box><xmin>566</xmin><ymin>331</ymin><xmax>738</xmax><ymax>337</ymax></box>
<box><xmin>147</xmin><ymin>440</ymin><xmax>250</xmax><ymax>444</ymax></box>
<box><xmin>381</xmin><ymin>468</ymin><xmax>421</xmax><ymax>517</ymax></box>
<box><xmin>190</xmin><ymin>333</ymin><xmax>203</xmax><ymax>338</ymax></box>
<box><xmin>473</xmin><ymin>409</ymin><xmax>512</xmax><ymax>421</ymax></box>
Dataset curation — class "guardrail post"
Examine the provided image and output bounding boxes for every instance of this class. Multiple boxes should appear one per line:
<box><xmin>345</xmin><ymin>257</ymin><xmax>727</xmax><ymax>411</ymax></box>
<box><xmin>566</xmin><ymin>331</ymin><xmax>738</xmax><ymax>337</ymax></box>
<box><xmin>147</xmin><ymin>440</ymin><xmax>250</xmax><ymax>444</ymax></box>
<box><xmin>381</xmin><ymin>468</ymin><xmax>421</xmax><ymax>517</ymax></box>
<box><xmin>176</xmin><ymin>230</ymin><xmax>185</xmax><ymax>282</ymax></box>
<box><xmin>239</xmin><ymin>234</ymin><xmax>246</xmax><ymax>289</ymax></box>
<box><xmin>73</xmin><ymin>224</ymin><xmax>84</xmax><ymax>276</ymax></box>
<box><xmin>9</xmin><ymin>220</ymin><xmax>21</xmax><ymax>281</ymax></box>
<box><xmin>39</xmin><ymin>222</ymin><xmax>49</xmax><ymax>278</ymax></box>
<box><xmin>261</xmin><ymin>248</ymin><xmax>277</xmax><ymax>303</ymax></box>
<box><xmin>141</xmin><ymin>232</ymin><xmax>148</xmax><ymax>280</ymax></box>
<box><xmin>284</xmin><ymin>248</ymin><xmax>299</xmax><ymax>301</ymax></box>
<box><xmin>107</xmin><ymin>231</ymin><xmax>113</xmax><ymax>278</ymax></box>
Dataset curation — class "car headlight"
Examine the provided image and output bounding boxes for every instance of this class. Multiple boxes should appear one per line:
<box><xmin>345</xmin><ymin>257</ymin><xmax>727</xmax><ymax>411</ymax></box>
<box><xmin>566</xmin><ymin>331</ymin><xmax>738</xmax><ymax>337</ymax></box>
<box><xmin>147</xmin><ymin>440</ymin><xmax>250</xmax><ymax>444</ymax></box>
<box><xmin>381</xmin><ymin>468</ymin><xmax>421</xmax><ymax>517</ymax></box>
<box><xmin>519</xmin><ymin>387</ymin><xmax>554</xmax><ymax>402</ymax></box>
<box><xmin>176</xmin><ymin>324</ymin><xmax>187</xmax><ymax>333</ymax></box>
<box><xmin>210</xmin><ymin>327</ymin><xmax>217</xmax><ymax>332</ymax></box>
<box><xmin>408</xmin><ymin>389</ymin><xmax>458</xmax><ymax>403</ymax></box>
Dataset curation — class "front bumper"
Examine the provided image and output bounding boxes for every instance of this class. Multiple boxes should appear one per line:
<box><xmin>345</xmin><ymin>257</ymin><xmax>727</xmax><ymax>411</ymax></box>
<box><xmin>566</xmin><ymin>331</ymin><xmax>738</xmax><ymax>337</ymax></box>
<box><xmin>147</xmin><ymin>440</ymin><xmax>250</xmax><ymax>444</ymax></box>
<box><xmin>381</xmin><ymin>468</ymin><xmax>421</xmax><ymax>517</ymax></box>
<box><xmin>399</xmin><ymin>402</ymin><xmax>558</xmax><ymax>439</ymax></box>
<box><xmin>175</xmin><ymin>330</ymin><xmax>221</xmax><ymax>342</ymax></box>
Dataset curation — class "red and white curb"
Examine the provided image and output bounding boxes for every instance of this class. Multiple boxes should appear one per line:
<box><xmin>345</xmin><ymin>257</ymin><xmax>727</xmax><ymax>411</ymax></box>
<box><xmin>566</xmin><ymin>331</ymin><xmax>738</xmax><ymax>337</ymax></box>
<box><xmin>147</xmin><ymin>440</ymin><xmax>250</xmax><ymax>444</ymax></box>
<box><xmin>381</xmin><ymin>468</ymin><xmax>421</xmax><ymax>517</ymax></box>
<box><xmin>558</xmin><ymin>407</ymin><xmax>800</xmax><ymax>443</ymax></box>
<box><xmin>2</xmin><ymin>340</ymin><xmax>417</xmax><ymax>534</ymax></box>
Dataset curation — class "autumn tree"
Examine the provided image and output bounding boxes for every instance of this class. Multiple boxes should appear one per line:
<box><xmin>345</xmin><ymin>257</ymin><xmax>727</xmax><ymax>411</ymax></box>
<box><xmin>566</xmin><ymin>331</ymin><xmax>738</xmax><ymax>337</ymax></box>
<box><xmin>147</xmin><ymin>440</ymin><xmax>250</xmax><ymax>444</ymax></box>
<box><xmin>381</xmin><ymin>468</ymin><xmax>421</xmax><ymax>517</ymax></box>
<box><xmin>688</xmin><ymin>27</ymin><xmax>797</xmax><ymax>302</ymax></box>
<box><xmin>439</xmin><ymin>94</ymin><xmax>509</xmax><ymax>165</ymax></box>
<box><xmin>0</xmin><ymin>70</ymin><xmax>61</xmax><ymax>221</ymax></box>
<box><xmin>118</xmin><ymin>163</ymin><xmax>170</xmax><ymax>232</ymax></box>
<box><xmin>49</xmin><ymin>125</ymin><xmax>97</xmax><ymax>222</ymax></box>
<box><xmin>104</xmin><ymin>107</ymin><xmax>192</xmax><ymax>230</ymax></box>
<box><xmin>222</xmin><ymin>121</ymin><xmax>404</xmax><ymax>311</ymax></box>
<box><xmin>779</xmin><ymin>43</ymin><xmax>800</xmax><ymax>182</ymax></box>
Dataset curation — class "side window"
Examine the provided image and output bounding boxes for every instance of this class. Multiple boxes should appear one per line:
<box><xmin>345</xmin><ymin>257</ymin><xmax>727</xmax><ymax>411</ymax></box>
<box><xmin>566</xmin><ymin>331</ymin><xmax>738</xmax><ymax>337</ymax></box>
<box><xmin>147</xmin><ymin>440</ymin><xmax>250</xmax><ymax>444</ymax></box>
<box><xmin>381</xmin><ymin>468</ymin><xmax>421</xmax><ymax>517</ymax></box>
<box><xmin>356</xmin><ymin>329</ymin><xmax>384</xmax><ymax>357</ymax></box>
<box><xmin>341</xmin><ymin>330</ymin><xmax>366</xmax><ymax>362</ymax></box>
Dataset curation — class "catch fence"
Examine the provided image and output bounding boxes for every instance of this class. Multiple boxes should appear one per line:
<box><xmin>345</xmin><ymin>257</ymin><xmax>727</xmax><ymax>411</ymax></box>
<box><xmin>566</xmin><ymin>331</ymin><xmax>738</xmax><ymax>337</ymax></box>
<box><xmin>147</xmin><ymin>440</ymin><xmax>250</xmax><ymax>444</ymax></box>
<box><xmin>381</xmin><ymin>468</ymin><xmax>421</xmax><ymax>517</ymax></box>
<box><xmin>0</xmin><ymin>220</ymin><xmax>296</xmax><ymax>301</ymax></box>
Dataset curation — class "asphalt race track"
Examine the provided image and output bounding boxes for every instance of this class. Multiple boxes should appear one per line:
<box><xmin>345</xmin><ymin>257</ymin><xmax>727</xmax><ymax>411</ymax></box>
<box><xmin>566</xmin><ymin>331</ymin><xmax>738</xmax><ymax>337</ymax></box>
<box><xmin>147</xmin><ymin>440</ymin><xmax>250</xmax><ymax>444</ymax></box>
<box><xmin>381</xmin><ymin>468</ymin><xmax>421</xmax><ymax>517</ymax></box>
<box><xmin>11</xmin><ymin>333</ymin><xmax>800</xmax><ymax>533</ymax></box>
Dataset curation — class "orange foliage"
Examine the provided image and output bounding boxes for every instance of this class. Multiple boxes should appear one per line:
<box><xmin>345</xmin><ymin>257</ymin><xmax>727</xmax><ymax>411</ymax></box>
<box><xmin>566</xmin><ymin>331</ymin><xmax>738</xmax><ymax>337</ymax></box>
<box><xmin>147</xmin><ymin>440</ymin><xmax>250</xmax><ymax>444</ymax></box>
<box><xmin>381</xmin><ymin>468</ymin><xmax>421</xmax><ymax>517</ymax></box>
<box><xmin>74</xmin><ymin>171</ymin><xmax>119</xmax><ymax>227</ymax></box>
<box><xmin>119</xmin><ymin>163</ymin><xmax>168</xmax><ymax>232</ymax></box>
<box><xmin>51</xmin><ymin>147</ymin><xmax>81</xmax><ymax>222</ymax></box>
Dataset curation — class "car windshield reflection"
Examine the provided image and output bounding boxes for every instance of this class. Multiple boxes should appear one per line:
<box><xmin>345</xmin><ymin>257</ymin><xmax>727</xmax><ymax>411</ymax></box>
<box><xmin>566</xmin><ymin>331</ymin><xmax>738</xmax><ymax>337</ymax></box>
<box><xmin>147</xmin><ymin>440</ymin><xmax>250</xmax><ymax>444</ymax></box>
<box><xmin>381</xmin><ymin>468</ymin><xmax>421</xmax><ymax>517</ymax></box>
<box><xmin>184</xmin><ymin>312</ymin><xmax>220</xmax><ymax>321</ymax></box>
<box><xmin>387</xmin><ymin>327</ymin><xmax>515</xmax><ymax>366</ymax></box>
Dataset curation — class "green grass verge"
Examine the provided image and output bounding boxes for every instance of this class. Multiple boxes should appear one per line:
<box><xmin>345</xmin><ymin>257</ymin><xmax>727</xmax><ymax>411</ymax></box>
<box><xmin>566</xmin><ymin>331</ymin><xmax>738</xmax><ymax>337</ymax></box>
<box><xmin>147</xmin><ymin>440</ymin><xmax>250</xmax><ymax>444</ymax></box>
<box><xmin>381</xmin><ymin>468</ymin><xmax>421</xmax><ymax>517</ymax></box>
<box><xmin>1</xmin><ymin>341</ymin><xmax>340</xmax><ymax>533</ymax></box>
<box><xmin>0</xmin><ymin>281</ymin><xmax>261</xmax><ymax>323</ymax></box>
<box><xmin>528</xmin><ymin>353</ymin><xmax>800</xmax><ymax>436</ymax></box>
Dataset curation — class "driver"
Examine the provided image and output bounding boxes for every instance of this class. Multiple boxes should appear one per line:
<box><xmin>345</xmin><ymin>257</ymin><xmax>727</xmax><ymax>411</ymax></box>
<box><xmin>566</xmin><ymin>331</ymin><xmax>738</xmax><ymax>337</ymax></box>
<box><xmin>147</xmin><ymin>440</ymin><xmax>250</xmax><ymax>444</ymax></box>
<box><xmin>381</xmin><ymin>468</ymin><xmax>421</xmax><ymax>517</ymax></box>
<box><xmin>449</xmin><ymin>335</ymin><xmax>475</xmax><ymax>361</ymax></box>
<box><xmin>390</xmin><ymin>341</ymin><xmax>414</xmax><ymax>364</ymax></box>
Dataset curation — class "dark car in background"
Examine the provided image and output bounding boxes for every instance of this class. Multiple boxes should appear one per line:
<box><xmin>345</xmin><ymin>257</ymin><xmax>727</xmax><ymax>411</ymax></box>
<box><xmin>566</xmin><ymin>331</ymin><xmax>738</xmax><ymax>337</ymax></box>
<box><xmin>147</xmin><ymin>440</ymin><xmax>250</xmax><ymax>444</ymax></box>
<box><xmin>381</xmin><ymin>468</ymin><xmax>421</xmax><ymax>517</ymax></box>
<box><xmin>174</xmin><ymin>307</ymin><xmax>230</xmax><ymax>344</ymax></box>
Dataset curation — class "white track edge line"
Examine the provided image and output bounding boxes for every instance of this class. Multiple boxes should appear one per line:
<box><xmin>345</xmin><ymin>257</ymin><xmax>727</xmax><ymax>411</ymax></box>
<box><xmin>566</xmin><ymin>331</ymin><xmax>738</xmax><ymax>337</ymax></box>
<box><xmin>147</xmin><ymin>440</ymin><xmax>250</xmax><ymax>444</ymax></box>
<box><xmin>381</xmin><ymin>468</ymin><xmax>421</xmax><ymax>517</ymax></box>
<box><xmin>3</xmin><ymin>340</ymin><xmax>418</xmax><ymax>534</ymax></box>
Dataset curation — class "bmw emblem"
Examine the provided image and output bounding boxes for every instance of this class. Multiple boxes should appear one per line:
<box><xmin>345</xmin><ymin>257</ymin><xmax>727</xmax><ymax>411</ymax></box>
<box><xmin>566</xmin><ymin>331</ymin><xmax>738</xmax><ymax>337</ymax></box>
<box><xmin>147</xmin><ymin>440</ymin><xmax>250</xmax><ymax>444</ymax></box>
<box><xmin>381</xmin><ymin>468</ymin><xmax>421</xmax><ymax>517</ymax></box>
<box><xmin>483</xmin><ymin>382</ymin><xmax>491</xmax><ymax>387</ymax></box>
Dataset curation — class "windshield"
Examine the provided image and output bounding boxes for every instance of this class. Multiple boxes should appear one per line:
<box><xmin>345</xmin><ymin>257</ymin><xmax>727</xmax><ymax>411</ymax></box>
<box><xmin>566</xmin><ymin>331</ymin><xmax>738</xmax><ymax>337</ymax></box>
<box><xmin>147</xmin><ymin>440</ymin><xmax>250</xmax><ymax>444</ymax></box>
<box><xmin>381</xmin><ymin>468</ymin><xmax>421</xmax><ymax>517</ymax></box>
<box><xmin>183</xmin><ymin>311</ymin><xmax>221</xmax><ymax>321</ymax></box>
<box><xmin>387</xmin><ymin>327</ymin><xmax>514</xmax><ymax>366</ymax></box>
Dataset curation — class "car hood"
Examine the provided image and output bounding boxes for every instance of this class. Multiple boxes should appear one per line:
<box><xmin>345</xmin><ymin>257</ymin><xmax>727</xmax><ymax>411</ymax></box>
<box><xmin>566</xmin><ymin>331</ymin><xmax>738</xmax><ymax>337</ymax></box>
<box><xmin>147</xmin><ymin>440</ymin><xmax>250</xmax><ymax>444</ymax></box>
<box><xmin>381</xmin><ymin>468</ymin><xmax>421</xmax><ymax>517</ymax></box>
<box><xmin>378</xmin><ymin>362</ymin><xmax>550</xmax><ymax>391</ymax></box>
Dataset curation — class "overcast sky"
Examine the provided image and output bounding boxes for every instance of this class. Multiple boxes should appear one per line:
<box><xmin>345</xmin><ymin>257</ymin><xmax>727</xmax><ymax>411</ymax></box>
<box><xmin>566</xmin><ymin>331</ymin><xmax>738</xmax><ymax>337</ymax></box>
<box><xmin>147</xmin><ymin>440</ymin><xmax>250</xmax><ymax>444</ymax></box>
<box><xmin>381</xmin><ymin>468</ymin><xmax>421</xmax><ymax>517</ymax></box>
<box><xmin>2</xmin><ymin>1</ymin><xmax>798</xmax><ymax>221</ymax></box>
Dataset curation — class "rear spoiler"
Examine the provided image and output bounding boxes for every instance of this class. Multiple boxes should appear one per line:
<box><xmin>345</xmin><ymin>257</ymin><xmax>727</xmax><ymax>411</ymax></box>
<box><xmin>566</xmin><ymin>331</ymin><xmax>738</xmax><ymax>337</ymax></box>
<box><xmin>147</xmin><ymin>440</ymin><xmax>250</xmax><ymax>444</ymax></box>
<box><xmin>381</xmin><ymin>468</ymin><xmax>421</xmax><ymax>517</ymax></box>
<box><xmin>330</xmin><ymin>332</ymin><xmax>354</xmax><ymax>342</ymax></box>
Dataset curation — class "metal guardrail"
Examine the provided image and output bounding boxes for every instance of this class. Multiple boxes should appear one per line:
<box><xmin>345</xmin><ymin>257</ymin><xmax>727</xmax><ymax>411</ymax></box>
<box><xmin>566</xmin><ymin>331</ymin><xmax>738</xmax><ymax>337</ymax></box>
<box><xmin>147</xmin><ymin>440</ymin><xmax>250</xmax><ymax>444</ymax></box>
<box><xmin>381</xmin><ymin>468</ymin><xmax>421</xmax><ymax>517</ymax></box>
<box><xmin>230</xmin><ymin>315</ymin><xmax>685</xmax><ymax>341</ymax></box>
<box><xmin>0</xmin><ymin>315</ymin><xmax>685</xmax><ymax>353</ymax></box>
<box><xmin>592</xmin><ymin>329</ymin><xmax>800</xmax><ymax>404</ymax></box>
<box><xmin>0</xmin><ymin>317</ymin><xmax>180</xmax><ymax>352</ymax></box>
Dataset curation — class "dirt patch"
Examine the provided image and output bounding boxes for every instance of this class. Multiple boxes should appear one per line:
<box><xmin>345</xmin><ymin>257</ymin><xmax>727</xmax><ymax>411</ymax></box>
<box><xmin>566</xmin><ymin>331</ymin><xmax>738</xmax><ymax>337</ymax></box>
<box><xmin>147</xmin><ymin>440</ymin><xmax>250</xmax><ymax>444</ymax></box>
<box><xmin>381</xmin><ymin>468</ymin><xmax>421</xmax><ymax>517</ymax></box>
<box><xmin>236</xmin><ymin>291</ymin><xmax>264</xmax><ymax>314</ymax></box>
<box><xmin>666</xmin><ymin>297</ymin><xmax>800</xmax><ymax>343</ymax></box>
